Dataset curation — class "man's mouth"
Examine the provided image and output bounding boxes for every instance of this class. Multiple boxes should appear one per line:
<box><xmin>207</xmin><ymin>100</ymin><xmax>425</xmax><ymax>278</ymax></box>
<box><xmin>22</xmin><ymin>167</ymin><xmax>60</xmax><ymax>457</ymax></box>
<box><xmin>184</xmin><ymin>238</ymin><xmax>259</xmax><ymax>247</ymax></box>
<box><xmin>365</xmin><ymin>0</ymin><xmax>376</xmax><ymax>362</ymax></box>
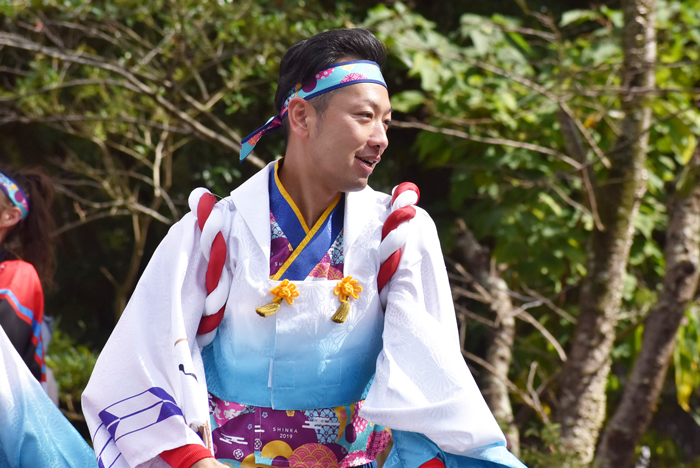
<box><xmin>356</xmin><ymin>156</ymin><xmax>379</xmax><ymax>168</ymax></box>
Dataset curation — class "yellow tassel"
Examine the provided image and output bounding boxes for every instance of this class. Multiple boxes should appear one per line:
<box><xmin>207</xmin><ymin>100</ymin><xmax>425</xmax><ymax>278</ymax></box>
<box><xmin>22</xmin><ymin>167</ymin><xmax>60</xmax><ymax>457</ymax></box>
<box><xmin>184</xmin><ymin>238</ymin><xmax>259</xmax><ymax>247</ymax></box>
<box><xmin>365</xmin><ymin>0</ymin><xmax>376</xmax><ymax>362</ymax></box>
<box><xmin>332</xmin><ymin>300</ymin><xmax>351</xmax><ymax>323</ymax></box>
<box><xmin>256</xmin><ymin>298</ymin><xmax>283</xmax><ymax>317</ymax></box>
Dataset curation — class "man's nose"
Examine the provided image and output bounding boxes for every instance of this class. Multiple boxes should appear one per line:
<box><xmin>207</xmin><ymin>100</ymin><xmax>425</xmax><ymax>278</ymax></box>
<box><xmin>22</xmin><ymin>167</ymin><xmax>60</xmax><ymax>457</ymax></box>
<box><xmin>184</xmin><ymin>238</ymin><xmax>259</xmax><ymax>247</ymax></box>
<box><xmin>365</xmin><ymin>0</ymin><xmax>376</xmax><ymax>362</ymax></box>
<box><xmin>370</xmin><ymin>122</ymin><xmax>389</xmax><ymax>152</ymax></box>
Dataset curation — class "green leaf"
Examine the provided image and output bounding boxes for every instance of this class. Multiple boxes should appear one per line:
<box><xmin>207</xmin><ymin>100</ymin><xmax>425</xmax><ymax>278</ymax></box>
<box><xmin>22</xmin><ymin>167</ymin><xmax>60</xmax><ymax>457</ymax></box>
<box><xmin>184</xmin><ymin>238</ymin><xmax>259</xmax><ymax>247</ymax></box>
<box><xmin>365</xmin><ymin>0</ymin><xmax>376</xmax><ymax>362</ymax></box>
<box><xmin>674</xmin><ymin>306</ymin><xmax>700</xmax><ymax>413</ymax></box>
<box><xmin>470</xmin><ymin>29</ymin><xmax>490</xmax><ymax>55</ymax></box>
<box><xmin>539</xmin><ymin>192</ymin><xmax>562</xmax><ymax>216</ymax></box>
<box><xmin>507</xmin><ymin>31</ymin><xmax>532</xmax><ymax>54</ymax></box>
<box><xmin>560</xmin><ymin>9</ymin><xmax>599</xmax><ymax>27</ymax></box>
<box><xmin>680</xmin><ymin>134</ymin><xmax>697</xmax><ymax>165</ymax></box>
<box><xmin>600</xmin><ymin>6</ymin><xmax>624</xmax><ymax>28</ymax></box>
<box><xmin>411</xmin><ymin>52</ymin><xmax>441</xmax><ymax>92</ymax></box>
<box><xmin>391</xmin><ymin>90</ymin><xmax>425</xmax><ymax>113</ymax></box>
<box><xmin>622</xmin><ymin>272</ymin><xmax>638</xmax><ymax>301</ymax></box>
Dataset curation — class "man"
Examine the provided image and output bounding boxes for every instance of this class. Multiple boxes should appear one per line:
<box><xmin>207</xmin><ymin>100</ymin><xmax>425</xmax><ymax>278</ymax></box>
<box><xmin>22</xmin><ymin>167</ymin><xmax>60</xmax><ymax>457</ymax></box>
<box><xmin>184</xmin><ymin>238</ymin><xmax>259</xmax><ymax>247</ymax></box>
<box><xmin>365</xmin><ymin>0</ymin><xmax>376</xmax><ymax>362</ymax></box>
<box><xmin>83</xmin><ymin>29</ymin><xmax>527</xmax><ymax>468</ymax></box>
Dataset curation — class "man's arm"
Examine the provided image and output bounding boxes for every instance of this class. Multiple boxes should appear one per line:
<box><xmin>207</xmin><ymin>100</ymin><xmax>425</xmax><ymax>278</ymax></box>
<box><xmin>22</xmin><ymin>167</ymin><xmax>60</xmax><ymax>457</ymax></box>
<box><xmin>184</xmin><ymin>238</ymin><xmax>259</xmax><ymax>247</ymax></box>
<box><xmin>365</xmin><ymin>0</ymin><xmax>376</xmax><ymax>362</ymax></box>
<box><xmin>361</xmin><ymin>208</ymin><xmax>526</xmax><ymax>468</ymax></box>
<box><xmin>160</xmin><ymin>445</ymin><xmax>219</xmax><ymax>468</ymax></box>
<box><xmin>82</xmin><ymin>209</ymin><xmax>220</xmax><ymax>467</ymax></box>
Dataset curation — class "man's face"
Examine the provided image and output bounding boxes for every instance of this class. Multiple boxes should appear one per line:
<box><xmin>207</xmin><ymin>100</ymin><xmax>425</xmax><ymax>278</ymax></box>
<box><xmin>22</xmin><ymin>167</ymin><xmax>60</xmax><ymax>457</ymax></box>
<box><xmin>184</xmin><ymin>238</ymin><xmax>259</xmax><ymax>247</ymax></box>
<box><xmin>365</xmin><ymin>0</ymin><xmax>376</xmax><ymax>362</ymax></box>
<box><xmin>306</xmin><ymin>82</ymin><xmax>391</xmax><ymax>193</ymax></box>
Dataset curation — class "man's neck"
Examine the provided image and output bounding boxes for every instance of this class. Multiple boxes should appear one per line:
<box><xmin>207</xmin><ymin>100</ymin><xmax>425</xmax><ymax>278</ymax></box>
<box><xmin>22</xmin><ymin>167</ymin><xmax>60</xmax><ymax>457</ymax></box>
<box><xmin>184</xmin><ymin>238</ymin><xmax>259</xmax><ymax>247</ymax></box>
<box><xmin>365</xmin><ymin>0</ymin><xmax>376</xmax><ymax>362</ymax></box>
<box><xmin>277</xmin><ymin>157</ymin><xmax>340</xmax><ymax>229</ymax></box>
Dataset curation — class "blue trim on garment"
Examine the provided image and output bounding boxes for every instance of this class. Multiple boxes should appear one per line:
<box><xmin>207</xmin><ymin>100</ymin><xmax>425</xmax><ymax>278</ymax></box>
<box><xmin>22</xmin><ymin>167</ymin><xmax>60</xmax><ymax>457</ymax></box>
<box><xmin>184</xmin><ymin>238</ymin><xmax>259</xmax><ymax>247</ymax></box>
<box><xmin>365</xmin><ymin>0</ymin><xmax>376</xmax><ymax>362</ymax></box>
<box><xmin>269</xmin><ymin>165</ymin><xmax>345</xmax><ymax>281</ymax></box>
<box><xmin>0</xmin><ymin>289</ymin><xmax>41</xmax><ymax>343</ymax></box>
<box><xmin>0</xmin><ymin>289</ymin><xmax>44</xmax><ymax>375</ymax></box>
<box><xmin>269</xmin><ymin>167</ymin><xmax>307</xmax><ymax>246</ymax></box>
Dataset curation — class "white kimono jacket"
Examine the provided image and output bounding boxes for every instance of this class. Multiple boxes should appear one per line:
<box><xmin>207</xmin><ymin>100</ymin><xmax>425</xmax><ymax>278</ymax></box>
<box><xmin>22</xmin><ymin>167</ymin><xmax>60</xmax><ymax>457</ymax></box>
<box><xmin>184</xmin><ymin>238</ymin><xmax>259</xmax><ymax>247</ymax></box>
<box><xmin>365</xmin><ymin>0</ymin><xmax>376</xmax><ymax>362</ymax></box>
<box><xmin>82</xmin><ymin>162</ymin><xmax>525</xmax><ymax>468</ymax></box>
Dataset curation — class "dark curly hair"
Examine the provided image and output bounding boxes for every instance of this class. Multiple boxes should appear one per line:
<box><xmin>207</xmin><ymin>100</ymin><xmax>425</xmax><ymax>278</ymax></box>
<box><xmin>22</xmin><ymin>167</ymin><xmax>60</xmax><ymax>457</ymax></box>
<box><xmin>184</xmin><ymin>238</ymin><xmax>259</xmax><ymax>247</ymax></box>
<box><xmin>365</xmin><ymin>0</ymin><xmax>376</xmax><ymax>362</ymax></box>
<box><xmin>0</xmin><ymin>165</ymin><xmax>56</xmax><ymax>288</ymax></box>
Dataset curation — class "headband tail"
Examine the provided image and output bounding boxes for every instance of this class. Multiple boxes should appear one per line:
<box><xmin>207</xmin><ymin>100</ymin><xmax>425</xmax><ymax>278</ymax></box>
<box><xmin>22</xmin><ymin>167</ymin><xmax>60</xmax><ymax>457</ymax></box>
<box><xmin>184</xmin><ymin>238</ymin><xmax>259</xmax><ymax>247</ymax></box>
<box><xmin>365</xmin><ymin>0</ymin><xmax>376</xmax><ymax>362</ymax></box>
<box><xmin>239</xmin><ymin>116</ymin><xmax>282</xmax><ymax>162</ymax></box>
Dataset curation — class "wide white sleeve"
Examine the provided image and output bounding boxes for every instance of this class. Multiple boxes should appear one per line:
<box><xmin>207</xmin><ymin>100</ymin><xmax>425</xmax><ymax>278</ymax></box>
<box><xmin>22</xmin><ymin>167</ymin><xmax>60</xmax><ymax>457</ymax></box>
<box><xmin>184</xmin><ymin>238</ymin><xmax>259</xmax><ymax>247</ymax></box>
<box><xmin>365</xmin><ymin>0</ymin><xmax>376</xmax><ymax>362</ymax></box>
<box><xmin>360</xmin><ymin>208</ymin><xmax>508</xmax><ymax>457</ymax></box>
<box><xmin>82</xmin><ymin>208</ymin><xmax>228</xmax><ymax>468</ymax></box>
<box><xmin>0</xmin><ymin>327</ymin><xmax>98</xmax><ymax>468</ymax></box>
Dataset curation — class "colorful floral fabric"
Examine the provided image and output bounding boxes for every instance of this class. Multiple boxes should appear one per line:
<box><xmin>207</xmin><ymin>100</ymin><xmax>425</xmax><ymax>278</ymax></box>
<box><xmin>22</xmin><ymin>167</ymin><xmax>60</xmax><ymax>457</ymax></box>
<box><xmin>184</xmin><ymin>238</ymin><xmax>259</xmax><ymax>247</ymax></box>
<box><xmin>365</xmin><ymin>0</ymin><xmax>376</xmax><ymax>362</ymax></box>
<box><xmin>269</xmin><ymin>213</ymin><xmax>344</xmax><ymax>280</ymax></box>
<box><xmin>209</xmin><ymin>394</ymin><xmax>391</xmax><ymax>467</ymax></box>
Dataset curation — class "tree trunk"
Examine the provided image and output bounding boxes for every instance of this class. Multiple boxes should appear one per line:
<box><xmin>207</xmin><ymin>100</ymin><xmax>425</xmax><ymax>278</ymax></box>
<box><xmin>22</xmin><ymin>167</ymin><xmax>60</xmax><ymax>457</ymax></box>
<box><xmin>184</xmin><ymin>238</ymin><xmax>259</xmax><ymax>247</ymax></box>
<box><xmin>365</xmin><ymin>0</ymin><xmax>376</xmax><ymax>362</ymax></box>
<box><xmin>554</xmin><ymin>0</ymin><xmax>656</xmax><ymax>462</ymax></box>
<box><xmin>454</xmin><ymin>220</ymin><xmax>520</xmax><ymax>455</ymax></box>
<box><xmin>595</xmin><ymin>151</ymin><xmax>700</xmax><ymax>468</ymax></box>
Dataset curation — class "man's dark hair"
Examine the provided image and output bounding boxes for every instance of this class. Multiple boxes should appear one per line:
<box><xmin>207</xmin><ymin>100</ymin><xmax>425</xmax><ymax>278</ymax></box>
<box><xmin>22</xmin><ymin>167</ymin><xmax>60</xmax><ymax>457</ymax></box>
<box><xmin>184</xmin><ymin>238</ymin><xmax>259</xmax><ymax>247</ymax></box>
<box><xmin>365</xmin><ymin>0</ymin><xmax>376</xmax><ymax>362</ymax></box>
<box><xmin>275</xmin><ymin>28</ymin><xmax>386</xmax><ymax>131</ymax></box>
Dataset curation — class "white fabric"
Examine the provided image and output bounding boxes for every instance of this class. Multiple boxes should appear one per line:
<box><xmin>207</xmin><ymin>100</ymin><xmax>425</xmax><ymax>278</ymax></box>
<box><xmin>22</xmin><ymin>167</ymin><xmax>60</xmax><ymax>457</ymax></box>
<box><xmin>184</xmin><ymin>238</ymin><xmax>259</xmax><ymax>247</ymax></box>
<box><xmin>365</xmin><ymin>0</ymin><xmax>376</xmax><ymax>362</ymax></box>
<box><xmin>83</xmin><ymin>161</ymin><xmax>506</xmax><ymax>466</ymax></box>
<box><xmin>361</xmin><ymin>208</ymin><xmax>506</xmax><ymax>453</ymax></box>
<box><xmin>82</xmin><ymin>209</ymin><xmax>219</xmax><ymax>467</ymax></box>
<box><xmin>200</xmin><ymin>163</ymin><xmax>386</xmax><ymax>410</ymax></box>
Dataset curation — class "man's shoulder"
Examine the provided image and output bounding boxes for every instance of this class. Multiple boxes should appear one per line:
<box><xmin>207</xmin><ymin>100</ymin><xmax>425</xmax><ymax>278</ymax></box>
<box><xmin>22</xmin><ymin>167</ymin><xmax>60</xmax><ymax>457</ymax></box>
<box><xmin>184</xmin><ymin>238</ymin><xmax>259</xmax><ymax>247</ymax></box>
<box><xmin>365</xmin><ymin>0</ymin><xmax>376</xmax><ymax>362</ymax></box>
<box><xmin>356</xmin><ymin>184</ymin><xmax>392</xmax><ymax>211</ymax></box>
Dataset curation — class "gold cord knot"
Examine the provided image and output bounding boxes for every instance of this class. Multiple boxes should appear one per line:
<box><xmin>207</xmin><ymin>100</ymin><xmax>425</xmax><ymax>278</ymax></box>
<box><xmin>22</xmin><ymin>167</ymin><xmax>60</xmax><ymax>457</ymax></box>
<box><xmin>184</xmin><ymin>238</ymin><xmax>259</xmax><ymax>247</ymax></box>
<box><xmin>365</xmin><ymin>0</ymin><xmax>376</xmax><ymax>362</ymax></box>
<box><xmin>256</xmin><ymin>279</ymin><xmax>299</xmax><ymax>317</ymax></box>
<box><xmin>271</xmin><ymin>279</ymin><xmax>299</xmax><ymax>305</ymax></box>
<box><xmin>334</xmin><ymin>276</ymin><xmax>362</xmax><ymax>302</ymax></box>
<box><xmin>332</xmin><ymin>276</ymin><xmax>362</xmax><ymax>323</ymax></box>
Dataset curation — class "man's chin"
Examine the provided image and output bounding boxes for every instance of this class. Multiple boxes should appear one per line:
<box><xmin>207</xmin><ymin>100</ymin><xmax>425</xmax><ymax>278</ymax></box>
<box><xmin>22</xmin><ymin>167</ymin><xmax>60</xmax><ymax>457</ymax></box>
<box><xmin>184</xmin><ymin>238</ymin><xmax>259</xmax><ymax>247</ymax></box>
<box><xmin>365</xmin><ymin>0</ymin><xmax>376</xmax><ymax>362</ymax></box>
<box><xmin>343</xmin><ymin>178</ymin><xmax>369</xmax><ymax>193</ymax></box>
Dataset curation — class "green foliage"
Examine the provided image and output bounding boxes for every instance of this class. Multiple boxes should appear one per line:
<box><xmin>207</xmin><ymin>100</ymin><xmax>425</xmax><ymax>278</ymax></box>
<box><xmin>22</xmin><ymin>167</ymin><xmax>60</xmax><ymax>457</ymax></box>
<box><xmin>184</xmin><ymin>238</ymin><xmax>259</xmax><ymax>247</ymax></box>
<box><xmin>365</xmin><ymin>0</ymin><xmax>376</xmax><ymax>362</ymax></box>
<box><xmin>45</xmin><ymin>322</ymin><xmax>98</xmax><ymax>409</ymax></box>
<box><xmin>520</xmin><ymin>423</ymin><xmax>587</xmax><ymax>467</ymax></box>
<box><xmin>674</xmin><ymin>304</ymin><xmax>700</xmax><ymax>423</ymax></box>
<box><xmin>365</xmin><ymin>0</ymin><xmax>700</xmax><ymax>461</ymax></box>
<box><xmin>638</xmin><ymin>430</ymin><xmax>700</xmax><ymax>468</ymax></box>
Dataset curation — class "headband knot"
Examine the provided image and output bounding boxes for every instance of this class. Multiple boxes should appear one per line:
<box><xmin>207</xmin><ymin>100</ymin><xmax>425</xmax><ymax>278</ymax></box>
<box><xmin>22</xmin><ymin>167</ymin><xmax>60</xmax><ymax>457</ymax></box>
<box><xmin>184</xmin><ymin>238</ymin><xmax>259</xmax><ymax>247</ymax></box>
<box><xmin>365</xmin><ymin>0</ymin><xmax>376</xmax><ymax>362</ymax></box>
<box><xmin>0</xmin><ymin>171</ymin><xmax>29</xmax><ymax>220</ymax></box>
<box><xmin>240</xmin><ymin>60</ymin><xmax>387</xmax><ymax>161</ymax></box>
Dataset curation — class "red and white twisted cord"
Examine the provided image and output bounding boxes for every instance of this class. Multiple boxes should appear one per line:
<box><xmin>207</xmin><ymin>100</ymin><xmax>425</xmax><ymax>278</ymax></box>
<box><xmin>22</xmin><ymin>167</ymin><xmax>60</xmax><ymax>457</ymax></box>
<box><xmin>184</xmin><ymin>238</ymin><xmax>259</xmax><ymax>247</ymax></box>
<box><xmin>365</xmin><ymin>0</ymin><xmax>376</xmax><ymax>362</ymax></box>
<box><xmin>377</xmin><ymin>182</ymin><xmax>420</xmax><ymax>307</ymax></box>
<box><xmin>188</xmin><ymin>188</ymin><xmax>231</xmax><ymax>347</ymax></box>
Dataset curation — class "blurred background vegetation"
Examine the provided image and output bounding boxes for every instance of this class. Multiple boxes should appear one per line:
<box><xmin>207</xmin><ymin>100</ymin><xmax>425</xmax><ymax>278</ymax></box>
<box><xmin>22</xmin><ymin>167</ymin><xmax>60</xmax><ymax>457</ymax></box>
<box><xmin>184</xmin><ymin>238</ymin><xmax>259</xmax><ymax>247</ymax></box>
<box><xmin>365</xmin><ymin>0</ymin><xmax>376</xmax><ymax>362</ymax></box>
<box><xmin>2</xmin><ymin>0</ymin><xmax>700</xmax><ymax>466</ymax></box>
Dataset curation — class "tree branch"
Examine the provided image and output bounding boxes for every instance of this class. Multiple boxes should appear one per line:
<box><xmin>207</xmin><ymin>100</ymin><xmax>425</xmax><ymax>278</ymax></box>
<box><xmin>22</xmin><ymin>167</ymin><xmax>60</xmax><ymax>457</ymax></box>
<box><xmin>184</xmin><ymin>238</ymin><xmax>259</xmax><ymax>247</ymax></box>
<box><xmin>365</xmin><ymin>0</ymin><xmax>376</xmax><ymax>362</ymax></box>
<box><xmin>392</xmin><ymin>120</ymin><xmax>583</xmax><ymax>170</ymax></box>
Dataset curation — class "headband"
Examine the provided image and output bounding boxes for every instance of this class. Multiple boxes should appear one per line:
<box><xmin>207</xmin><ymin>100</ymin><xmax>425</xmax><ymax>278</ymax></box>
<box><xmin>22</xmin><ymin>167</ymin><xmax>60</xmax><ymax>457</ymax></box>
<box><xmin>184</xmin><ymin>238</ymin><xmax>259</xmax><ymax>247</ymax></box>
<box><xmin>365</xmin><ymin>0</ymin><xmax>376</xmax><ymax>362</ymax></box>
<box><xmin>0</xmin><ymin>171</ymin><xmax>29</xmax><ymax>220</ymax></box>
<box><xmin>239</xmin><ymin>60</ymin><xmax>388</xmax><ymax>161</ymax></box>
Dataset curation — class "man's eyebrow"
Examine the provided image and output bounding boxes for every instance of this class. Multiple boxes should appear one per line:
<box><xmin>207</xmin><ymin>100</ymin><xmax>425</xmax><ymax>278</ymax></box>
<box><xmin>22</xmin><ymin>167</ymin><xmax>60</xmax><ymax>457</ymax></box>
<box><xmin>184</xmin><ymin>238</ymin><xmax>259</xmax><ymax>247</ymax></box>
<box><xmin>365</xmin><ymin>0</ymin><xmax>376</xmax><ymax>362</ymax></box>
<box><xmin>362</xmin><ymin>98</ymin><xmax>392</xmax><ymax>114</ymax></box>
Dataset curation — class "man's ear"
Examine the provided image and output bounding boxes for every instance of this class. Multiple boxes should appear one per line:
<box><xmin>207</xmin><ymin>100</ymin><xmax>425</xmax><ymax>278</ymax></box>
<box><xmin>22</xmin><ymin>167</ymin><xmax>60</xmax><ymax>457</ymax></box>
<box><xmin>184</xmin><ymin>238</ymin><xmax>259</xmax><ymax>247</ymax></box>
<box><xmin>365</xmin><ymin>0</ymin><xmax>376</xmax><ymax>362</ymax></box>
<box><xmin>287</xmin><ymin>97</ymin><xmax>316</xmax><ymax>139</ymax></box>
<box><xmin>0</xmin><ymin>206</ymin><xmax>22</xmax><ymax>230</ymax></box>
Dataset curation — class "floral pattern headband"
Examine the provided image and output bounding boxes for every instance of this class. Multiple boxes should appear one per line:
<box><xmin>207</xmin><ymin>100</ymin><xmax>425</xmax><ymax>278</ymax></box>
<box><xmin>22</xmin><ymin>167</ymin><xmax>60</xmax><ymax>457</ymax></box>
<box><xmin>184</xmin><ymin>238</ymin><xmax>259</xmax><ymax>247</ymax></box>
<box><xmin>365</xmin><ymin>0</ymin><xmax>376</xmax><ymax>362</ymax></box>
<box><xmin>239</xmin><ymin>60</ymin><xmax>387</xmax><ymax>161</ymax></box>
<box><xmin>0</xmin><ymin>171</ymin><xmax>29</xmax><ymax>220</ymax></box>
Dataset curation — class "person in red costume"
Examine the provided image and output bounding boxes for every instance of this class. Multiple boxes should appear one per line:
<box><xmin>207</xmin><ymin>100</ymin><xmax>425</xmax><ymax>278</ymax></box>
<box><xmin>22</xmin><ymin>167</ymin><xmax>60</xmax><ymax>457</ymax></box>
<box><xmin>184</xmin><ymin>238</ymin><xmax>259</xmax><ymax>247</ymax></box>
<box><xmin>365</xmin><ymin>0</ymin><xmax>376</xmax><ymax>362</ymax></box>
<box><xmin>0</xmin><ymin>166</ymin><xmax>56</xmax><ymax>384</ymax></box>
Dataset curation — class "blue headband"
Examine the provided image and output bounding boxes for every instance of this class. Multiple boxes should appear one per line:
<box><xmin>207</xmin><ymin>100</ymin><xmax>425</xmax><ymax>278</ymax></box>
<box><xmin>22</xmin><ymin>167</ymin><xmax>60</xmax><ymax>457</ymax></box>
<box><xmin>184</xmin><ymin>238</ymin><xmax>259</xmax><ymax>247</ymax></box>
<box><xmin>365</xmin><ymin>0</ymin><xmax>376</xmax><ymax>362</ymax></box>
<box><xmin>0</xmin><ymin>171</ymin><xmax>29</xmax><ymax>220</ymax></box>
<box><xmin>239</xmin><ymin>60</ymin><xmax>387</xmax><ymax>161</ymax></box>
